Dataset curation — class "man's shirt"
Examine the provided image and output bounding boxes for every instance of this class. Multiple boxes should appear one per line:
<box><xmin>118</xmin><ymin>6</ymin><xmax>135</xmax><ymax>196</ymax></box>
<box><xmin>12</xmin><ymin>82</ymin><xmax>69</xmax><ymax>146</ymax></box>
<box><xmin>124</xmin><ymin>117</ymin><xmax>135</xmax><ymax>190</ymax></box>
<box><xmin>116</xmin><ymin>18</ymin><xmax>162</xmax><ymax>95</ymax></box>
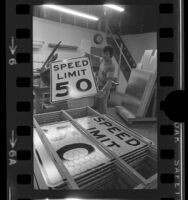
<box><xmin>97</xmin><ymin>58</ymin><xmax>115</xmax><ymax>88</ymax></box>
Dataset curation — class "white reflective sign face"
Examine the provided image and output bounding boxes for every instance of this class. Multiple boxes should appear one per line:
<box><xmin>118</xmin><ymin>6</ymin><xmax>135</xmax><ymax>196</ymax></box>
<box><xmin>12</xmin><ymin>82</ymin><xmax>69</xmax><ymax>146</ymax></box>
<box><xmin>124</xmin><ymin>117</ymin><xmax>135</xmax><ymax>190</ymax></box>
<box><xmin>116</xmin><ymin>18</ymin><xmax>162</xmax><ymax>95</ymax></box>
<box><xmin>41</xmin><ymin>121</ymin><xmax>110</xmax><ymax>177</ymax></box>
<box><xmin>75</xmin><ymin>116</ymin><xmax>146</xmax><ymax>156</ymax></box>
<box><xmin>34</xmin><ymin>129</ymin><xmax>63</xmax><ymax>187</ymax></box>
<box><xmin>50</xmin><ymin>57</ymin><xmax>97</xmax><ymax>103</ymax></box>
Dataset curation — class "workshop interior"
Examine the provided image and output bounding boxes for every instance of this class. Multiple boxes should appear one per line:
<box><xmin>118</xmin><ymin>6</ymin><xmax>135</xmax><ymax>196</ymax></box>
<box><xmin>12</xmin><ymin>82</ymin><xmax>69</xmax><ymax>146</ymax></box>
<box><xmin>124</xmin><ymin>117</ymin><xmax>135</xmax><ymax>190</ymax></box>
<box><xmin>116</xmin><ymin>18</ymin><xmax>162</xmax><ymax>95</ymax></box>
<box><xmin>33</xmin><ymin>4</ymin><xmax>157</xmax><ymax>190</ymax></box>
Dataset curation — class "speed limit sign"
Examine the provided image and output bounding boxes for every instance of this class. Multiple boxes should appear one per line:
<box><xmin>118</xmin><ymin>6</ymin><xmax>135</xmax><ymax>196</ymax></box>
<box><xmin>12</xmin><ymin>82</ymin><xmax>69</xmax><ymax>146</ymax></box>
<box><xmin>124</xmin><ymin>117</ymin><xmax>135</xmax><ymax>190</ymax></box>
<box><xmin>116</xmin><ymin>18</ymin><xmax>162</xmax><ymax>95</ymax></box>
<box><xmin>50</xmin><ymin>57</ymin><xmax>98</xmax><ymax>103</ymax></box>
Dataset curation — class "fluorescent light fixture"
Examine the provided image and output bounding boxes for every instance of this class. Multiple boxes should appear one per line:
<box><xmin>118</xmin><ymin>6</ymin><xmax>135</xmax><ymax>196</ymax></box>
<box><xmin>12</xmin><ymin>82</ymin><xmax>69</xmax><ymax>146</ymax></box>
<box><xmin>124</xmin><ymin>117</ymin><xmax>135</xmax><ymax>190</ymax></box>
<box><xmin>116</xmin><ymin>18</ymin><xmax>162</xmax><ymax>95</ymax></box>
<box><xmin>104</xmin><ymin>4</ymin><xmax>125</xmax><ymax>12</ymax></box>
<box><xmin>65</xmin><ymin>198</ymin><xmax>82</xmax><ymax>200</ymax></box>
<box><xmin>43</xmin><ymin>5</ymin><xmax>99</xmax><ymax>21</ymax></box>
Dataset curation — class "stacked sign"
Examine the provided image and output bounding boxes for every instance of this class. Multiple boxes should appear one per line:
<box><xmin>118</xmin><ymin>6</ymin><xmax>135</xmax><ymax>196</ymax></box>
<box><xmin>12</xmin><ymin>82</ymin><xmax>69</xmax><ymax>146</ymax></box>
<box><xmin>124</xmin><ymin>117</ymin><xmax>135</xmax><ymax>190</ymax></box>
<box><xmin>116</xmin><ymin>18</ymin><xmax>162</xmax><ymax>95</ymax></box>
<box><xmin>35</xmin><ymin>121</ymin><xmax>116</xmax><ymax>189</ymax></box>
<box><xmin>34</xmin><ymin>109</ymin><xmax>157</xmax><ymax>189</ymax></box>
<box><xmin>75</xmin><ymin>116</ymin><xmax>147</xmax><ymax>156</ymax></box>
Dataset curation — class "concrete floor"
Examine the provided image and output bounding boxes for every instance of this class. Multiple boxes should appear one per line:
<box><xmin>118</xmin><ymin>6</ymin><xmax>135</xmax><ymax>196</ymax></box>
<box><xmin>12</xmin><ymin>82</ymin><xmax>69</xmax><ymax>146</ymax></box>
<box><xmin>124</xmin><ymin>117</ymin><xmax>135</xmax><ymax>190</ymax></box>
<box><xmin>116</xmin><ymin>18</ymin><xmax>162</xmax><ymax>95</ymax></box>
<box><xmin>106</xmin><ymin>107</ymin><xmax>157</xmax><ymax>147</ymax></box>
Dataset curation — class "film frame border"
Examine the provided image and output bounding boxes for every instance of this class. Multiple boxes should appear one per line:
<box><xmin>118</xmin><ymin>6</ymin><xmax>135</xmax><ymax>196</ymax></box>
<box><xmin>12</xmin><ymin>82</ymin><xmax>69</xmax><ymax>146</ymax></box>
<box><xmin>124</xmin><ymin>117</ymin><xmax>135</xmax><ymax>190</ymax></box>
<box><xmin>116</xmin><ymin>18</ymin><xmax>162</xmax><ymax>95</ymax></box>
<box><xmin>6</xmin><ymin>0</ymin><xmax>184</xmax><ymax>200</ymax></box>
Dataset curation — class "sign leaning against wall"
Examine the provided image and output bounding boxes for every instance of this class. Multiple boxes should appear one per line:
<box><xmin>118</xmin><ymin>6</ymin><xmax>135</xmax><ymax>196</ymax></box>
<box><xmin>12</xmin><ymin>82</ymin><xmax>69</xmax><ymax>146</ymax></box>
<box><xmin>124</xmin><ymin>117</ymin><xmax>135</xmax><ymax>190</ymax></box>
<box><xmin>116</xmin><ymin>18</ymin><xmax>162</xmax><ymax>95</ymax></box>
<box><xmin>50</xmin><ymin>56</ymin><xmax>98</xmax><ymax>103</ymax></box>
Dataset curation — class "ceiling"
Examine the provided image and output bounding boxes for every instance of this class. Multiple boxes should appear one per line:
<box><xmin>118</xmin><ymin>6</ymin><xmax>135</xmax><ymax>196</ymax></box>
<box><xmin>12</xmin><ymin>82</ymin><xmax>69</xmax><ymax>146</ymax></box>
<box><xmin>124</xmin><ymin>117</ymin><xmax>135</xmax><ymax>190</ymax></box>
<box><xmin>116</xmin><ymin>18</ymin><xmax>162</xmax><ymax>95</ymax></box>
<box><xmin>34</xmin><ymin>5</ymin><xmax>157</xmax><ymax>35</ymax></box>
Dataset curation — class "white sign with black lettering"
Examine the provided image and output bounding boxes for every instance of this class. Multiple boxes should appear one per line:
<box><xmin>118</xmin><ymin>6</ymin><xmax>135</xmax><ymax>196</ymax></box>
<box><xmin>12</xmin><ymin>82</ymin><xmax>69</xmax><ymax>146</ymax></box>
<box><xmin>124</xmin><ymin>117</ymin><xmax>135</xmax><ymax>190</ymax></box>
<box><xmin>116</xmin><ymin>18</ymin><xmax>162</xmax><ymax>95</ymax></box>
<box><xmin>39</xmin><ymin>121</ymin><xmax>110</xmax><ymax>177</ymax></box>
<box><xmin>50</xmin><ymin>57</ymin><xmax>97</xmax><ymax>103</ymax></box>
<box><xmin>76</xmin><ymin>116</ymin><xmax>146</xmax><ymax>156</ymax></box>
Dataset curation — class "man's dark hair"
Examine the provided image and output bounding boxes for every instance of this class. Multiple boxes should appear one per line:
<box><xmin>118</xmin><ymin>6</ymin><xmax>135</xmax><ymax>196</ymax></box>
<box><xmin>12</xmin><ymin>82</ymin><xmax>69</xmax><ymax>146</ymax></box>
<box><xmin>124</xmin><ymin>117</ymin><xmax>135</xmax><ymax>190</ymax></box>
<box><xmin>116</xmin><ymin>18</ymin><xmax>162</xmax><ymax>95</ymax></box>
<box><xmin>103</xmin><ymin>45</ymin><xmax>114</xmax><ymax>57</ymax></box>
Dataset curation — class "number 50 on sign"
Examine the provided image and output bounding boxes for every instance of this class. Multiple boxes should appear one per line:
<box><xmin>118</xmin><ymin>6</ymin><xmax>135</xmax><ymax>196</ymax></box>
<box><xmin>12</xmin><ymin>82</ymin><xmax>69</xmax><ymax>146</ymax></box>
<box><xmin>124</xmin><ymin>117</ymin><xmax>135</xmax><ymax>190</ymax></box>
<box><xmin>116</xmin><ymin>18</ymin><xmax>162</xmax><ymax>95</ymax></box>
<box><xmin>50</xmin><ymin>57</ymin><xmax>97</xmax><ymax>103</ymax></box>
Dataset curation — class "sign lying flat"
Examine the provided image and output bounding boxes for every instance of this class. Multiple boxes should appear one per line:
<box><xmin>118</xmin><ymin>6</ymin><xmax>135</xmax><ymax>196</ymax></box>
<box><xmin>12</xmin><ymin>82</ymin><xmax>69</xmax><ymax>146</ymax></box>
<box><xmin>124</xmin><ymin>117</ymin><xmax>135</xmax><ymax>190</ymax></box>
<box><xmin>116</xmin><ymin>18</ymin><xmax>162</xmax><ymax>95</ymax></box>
<box><xmin>75</xmin><ymin>116</ymin><xmax>146</xmax><ymax>156</ymax></box>
<box><xmin>50</xmin><ymin>57</ymin><xmax>97</xmax><ymax>103</ymax></box>
<box><xmin>40</xmin><ymin>121</ymin><xmax>110</xmax><ymax>177</ymax></box>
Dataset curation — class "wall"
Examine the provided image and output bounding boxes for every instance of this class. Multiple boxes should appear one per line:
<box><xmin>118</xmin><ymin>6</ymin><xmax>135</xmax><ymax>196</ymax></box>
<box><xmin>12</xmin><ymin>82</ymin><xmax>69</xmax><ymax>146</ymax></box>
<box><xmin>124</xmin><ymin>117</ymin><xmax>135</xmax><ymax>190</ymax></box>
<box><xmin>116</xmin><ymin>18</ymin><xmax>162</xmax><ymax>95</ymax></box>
<box><xmin>33</xmin><ymin>17</ymin><xmax>107</xmax><ymax>69</ymax></box>
<box><xmin>122</xmin><ymin>32</ymin><xmax>157</xmax><ymax>64</ymax></box>
<box><xmin>33</xmin><ymin>17</ymin><xmax>122</xmax><ymax>76</ymax></box>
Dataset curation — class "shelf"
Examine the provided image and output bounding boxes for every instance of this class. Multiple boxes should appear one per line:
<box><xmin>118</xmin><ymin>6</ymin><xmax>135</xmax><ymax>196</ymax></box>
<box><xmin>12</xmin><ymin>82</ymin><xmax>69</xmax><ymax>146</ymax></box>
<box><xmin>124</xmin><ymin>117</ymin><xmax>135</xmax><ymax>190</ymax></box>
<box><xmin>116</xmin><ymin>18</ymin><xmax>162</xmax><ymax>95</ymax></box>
<box><xmin>48</xmin><ymin>43</ymin><xmax>78</xmax><ymax>51</ymax></box>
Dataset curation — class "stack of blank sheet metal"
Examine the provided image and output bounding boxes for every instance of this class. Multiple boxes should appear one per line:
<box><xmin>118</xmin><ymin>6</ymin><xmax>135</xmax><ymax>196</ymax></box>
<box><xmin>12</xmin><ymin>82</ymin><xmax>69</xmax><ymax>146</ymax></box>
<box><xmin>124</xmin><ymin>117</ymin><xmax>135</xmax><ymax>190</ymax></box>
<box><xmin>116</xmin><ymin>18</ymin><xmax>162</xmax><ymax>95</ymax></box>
<box><xmin>116</xmin><ymin>67</ymin><xmax>157</xmax><ymax>123</ymax></box>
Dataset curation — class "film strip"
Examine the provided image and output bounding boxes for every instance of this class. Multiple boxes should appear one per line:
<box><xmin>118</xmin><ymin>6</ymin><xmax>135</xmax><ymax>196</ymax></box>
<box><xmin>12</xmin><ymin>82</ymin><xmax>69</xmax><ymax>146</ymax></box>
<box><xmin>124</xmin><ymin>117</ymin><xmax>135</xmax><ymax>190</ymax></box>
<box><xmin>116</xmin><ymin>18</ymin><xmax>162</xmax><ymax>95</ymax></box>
<box><xmin>6</xmin><ymin>0</ymin><xmax>185</xmax><ymax>200</ymax></box>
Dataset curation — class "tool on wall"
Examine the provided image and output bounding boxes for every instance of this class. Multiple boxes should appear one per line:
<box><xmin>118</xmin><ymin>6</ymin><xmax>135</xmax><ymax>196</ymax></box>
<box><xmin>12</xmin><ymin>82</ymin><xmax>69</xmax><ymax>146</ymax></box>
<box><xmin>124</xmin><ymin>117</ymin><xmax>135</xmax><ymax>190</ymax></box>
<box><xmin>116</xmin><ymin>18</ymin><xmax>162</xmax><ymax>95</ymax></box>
<box><xmin>41</xmin><ymin>41</ymin><xmax>61</xmax><ymax>72</ymax></box>
<box><xmin>39</xmin><ymin>41</ymin><xmax>61</xmax><ymax>86</ymax></box>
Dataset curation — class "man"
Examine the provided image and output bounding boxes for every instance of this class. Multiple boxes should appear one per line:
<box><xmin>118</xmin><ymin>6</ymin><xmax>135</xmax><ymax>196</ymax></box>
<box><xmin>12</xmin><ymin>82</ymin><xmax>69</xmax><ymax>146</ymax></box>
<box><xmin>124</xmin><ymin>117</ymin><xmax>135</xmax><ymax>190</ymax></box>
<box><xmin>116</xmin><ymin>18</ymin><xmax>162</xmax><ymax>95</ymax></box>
<box><xmin>85</xmin><ymin>45</ymin><xmax>116</xmax><ymax>114</ymax></box>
